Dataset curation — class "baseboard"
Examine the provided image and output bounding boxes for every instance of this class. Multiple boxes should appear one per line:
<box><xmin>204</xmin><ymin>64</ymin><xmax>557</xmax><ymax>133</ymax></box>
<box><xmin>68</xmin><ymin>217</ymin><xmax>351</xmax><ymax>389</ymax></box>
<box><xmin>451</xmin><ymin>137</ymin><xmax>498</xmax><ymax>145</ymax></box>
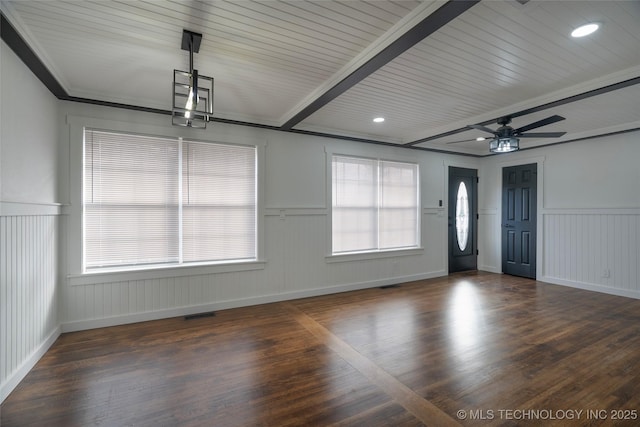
<box><xmin>479</xmin><ymin>265</ymin><xmax>501</xmax><ymax>274</ymax></box>
<box><xmin>540</xmin><ymin>276</ymin><xmax>640</xmax><ymax>300</ymax></box>
<box><xmin>61</xmin><ymin>271</ymin><xmax>447</xmax><ymax>333</ymax></box>
<box><xmin>1</xmin><ymin>325</ymin><xmax>61</xmax><ymax>404</ymax></box>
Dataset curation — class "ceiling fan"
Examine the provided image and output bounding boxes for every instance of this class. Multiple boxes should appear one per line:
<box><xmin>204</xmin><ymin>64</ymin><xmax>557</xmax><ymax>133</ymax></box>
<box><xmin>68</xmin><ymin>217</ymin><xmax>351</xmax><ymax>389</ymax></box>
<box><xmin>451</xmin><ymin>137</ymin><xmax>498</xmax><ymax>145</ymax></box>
<box><xmin>448</xmin><ymin>115</ymin><xmax>567</xmax><ymax>153</ymax></box>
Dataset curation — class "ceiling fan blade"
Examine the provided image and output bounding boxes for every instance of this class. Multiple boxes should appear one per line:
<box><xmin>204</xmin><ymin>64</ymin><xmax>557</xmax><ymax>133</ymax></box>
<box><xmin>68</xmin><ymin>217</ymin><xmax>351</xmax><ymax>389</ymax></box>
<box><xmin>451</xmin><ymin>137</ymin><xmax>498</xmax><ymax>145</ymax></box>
<box><xmin>446</xmin><ymin>138</ymin><xmax>481</xmax><ymax>144</ymax></box>
<box><xmin>518</xmin><ymin>132</ymin><xmax>566</xmax><ymax>138</ymax></box>
<box><xmin>514</xmin><ymin>115</ymin><xmax>565</xmax><ymax>134</ymax></box>
<box><xmin>468</xmin><ymin>124</ymin><xmax>496</xmax><ymax>135</ymax></box>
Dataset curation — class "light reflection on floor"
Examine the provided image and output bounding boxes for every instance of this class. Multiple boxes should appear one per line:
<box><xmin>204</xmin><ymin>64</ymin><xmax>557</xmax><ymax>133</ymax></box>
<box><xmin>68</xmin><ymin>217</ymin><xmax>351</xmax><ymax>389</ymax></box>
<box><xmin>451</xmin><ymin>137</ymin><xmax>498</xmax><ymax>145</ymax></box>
<box><xmin>447</xmin><ymin>280</ymin><xmax>487</xmax><ymax>361</ymax></box>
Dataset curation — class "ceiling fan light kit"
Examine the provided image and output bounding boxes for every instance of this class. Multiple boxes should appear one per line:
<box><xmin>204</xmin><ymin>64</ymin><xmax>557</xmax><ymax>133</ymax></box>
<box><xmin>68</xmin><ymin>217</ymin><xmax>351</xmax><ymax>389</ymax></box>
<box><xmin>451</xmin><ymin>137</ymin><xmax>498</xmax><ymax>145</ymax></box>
<box><xmin>172</xmin><ymin>29</ymin><xmax>214</xmax><ymax>129</ymax></box>
<box><xmin>489</xmin><ymin>137</ymin><xmax>519</xmax><ymax>153</ymax></box>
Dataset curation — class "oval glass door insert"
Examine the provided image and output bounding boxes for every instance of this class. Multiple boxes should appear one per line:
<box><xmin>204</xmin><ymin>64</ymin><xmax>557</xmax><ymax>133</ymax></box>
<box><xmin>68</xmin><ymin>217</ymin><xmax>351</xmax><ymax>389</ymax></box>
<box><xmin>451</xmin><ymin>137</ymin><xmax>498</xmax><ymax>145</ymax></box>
<box><xmin>455</xmin><ymin>182</ymin><xmax>470</xmax><ymax>251</ymax></box>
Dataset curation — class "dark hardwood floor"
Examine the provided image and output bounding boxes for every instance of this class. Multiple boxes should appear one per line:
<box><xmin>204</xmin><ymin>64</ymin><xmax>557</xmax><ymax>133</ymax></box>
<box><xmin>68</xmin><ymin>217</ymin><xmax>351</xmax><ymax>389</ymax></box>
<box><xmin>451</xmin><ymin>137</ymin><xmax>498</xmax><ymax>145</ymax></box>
<box><xmin>3</xmin><ymin>272</ymin><xmax>640</xmax><ymax>426</ymax></box>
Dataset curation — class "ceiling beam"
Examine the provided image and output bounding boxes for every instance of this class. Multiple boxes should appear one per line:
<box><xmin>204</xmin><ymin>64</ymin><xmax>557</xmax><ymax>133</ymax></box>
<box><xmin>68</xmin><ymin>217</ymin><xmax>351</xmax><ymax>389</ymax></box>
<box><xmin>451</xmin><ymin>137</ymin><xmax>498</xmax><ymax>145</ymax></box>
<box><xmin>405</xmin><ymin>76</ymin><xmax>640</xmax><ymax>146</ymax></box>
<box><xmin>279</xmin><ymin>0</ymin><xmax>480</xmax><ymax>130</ymax></box>
<box><xmin>1</xmin><ymin>11</ymin><xmax>67</xmax><ymax>99</ymax></box>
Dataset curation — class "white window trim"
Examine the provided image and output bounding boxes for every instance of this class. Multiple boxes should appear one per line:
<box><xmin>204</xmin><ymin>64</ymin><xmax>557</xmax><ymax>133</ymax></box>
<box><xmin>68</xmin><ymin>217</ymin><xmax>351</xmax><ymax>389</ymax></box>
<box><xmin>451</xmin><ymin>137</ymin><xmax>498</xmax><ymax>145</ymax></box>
<box><xmin>324</xmin><ymin>147</ymin><xmax>423</xmax><ymax>260</ymax></box>
<box><xmin>67</xmin><ymin>260</ymin><xmax>266</xmax><ymax>286</ymax></box>
<box><xmin>325</xmin><ymin>248</ymin><xmax>424</xmax><ymax>263</ymax></box>
<box><xmin>67</xmin><ymin>115</ymin><xmax>266</xmax><ymax>280</ymax></box>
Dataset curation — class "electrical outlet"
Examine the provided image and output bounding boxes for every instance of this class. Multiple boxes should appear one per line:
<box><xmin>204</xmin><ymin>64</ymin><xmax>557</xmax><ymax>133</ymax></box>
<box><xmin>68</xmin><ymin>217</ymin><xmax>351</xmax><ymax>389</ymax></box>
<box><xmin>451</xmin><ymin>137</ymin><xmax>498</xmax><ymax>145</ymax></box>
<box><xmin>602</xmin><ymin>269</ymin><xmax>610</xmax><ymax>278</ymax></box>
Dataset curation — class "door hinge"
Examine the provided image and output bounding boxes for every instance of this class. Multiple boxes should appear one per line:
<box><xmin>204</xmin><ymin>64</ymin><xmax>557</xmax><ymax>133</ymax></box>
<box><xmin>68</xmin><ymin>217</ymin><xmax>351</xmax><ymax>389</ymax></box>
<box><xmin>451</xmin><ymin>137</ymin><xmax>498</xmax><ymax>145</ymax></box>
<box><xmin>476</xmin><ymin>213</ymin><xmax>479</xmax><ymax>220</ymax></box>
<box><xmin>476</xmin><ymin>249</ymin><xmax>479</xmax><ymax>255</ymax></box>
<box><xmin>476</xmin><ymin>176</ymin><xmax>479</xmax><ymax>183</ymax></box>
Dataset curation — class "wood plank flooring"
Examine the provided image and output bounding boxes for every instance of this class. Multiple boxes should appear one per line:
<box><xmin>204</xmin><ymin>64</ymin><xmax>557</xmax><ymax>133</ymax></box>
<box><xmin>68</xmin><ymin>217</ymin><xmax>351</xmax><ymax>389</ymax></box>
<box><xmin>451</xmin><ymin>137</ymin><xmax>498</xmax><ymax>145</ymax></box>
<box><xmin>3</xmin><ymin>272</ymin><xmax>640</xmax><ymax>426</ymax></box>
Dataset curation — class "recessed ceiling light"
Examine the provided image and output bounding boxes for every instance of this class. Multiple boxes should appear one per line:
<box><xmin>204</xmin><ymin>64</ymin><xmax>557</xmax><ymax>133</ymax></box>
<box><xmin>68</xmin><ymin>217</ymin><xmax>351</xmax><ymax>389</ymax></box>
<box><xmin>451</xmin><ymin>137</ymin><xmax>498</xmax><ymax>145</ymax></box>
<box><xmin>373</xmin><ymin>117</ymin><xmax>385</xmax><ymax>123</ymax></box>
<box><xmin>571</xmin><ymin>23</ymin><xmax>600</xmax><ymax>38</ymax></box>
<box><xmin>476</xmin><ymin>137</ymin><xmax>486</xmax><ymax>142</ymax></box>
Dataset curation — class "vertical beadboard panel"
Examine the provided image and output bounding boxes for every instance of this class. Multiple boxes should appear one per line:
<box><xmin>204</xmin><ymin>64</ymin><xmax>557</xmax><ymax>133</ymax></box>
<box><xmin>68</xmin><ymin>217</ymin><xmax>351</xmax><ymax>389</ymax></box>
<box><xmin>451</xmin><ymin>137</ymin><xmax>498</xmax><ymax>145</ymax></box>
<box><xmin>282</xmin><ymin>214</ymin><xmax>327</xmax><ymax>292</ymax></box>
<box><xmin>478</xmin><ymin>209</ymin><xmax>500</xmax><ymax>273</ymax></box>
<box><xmin>0</xmin><ymin>214</ymin><xmax>59</xmax><ymax>401</ymax></box>
<box><xmin>421</xmin><ymin>209</ymin><xmax>447</xmax><ymax>275</ymax></box>
<box><xmin>542</xmin><ymin>210</ymin><xmax>640</xmax><ymax>298</ymax></box>
<box><xmin>264</xmin><ymin>215</ymin><xmax>286</xmax><ymax>295</ymax></box>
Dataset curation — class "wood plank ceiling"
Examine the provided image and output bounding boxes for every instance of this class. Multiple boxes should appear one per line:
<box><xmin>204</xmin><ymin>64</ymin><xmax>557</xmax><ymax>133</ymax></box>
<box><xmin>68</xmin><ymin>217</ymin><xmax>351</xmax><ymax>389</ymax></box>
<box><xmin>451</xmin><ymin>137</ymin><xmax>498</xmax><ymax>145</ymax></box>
<box><xmin>1</xmin><ymin>0</ymin><xmax>639</xmax><ymax>155</ymax></box>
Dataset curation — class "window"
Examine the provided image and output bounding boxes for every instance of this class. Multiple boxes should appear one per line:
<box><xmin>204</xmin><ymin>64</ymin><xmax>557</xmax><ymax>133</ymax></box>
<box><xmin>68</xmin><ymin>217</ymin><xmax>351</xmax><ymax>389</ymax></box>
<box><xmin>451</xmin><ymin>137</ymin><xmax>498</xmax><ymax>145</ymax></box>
<box><xmin>331</xmin><ymin>155</ymin><xmax>419</xmax><ymax>254</ymax></box>
<box><xmin>455</xmin><ymin>181</ymin><xmax>470</xmax><ymax>251</ymax></box>
<box><xmin>83</xmin><ymin>129</ymin><xmax>256</xmax><ymax>271</ymax></box>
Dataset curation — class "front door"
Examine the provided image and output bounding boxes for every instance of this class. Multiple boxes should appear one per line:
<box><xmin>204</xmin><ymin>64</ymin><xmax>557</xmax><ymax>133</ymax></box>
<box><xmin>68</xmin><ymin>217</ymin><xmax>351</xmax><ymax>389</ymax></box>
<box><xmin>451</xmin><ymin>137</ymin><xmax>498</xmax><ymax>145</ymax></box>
<box><xmin>448</xmin><ymin>167</ymin><xmax>478</xmax><ymax>273</ymax></box>
<box><xmin>502</xmin><ymin>163</ymin><xmax>537</xmax><ymax>278</ymax></box>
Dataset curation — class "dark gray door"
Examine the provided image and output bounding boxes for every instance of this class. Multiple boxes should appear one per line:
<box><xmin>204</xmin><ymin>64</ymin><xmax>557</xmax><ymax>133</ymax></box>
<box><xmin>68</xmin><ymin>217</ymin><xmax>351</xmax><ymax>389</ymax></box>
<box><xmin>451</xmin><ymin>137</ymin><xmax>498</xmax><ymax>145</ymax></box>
<box><xmin>449</xmin><ymin>167</ymin><xmax>477</xmax><ymax>273</ymax></box>
<box><xmin>502</xmin><ymin>164</ymin><xmax>537</xmax><ymax>278</ymax></box>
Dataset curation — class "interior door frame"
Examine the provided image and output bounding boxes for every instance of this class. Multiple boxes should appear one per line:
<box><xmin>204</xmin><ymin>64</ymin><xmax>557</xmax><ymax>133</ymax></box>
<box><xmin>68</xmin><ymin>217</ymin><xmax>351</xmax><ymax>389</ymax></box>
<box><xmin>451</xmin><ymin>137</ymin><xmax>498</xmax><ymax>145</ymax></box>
<box><xmin>497</xmin><ymin>156</ymin><xmax>546</xmax><ymax>280</ymax></box>
<box><xmin>443</xmin><ymin>159</ymin><xmax>480</xmax><ymax>275</ymax></box>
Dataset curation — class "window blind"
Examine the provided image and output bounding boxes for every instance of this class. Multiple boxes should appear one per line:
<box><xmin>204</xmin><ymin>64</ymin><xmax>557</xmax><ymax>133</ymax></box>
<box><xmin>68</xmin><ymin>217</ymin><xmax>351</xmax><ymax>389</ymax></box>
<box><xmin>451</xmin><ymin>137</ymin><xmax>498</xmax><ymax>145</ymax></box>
<box><xmin>332</xmin><ymin>156</ymin><xmax>377</xmax><ymax>253</ymax></box>
<box><xmin>332</xmin><ymin>155</ymin><xmax>419</xmax><ymax>254</ymax></box>
<box><xmin>84</xmin><ymin>130</ymin><xmax>180</xmax><ymax>269</ymax></box>
<box><xmin>182</xmin><ymin>140</ymin><xmax>256</xmax><ymax>262</ymax></box>
<box><xmin>83</xmin><ymin>129</ymin><xmax>257</xmax><ymax>271</ymax></box>
<box><xmin>379</xmin><ymin>160</ymin><xmax>419</xmax><ymax>249</ymax></box>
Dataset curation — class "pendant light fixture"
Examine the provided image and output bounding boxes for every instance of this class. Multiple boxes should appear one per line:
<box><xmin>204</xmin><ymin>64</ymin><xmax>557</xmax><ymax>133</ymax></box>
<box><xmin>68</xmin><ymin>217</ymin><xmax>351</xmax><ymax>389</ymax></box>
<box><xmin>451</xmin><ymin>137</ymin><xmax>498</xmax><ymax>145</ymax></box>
<box><xmin>172</xmin><ymin>29</ymin><xmax>214</xmax><ymax>128</ymax></box>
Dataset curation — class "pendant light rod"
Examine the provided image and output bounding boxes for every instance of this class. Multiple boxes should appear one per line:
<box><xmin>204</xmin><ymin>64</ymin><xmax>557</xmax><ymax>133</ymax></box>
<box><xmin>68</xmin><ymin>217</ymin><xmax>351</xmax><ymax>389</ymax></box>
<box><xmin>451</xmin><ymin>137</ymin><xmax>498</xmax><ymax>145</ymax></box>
<box><xmin>181</xmin><ymin>30</ymin><xmax>201</xmax><ymax>119</ymax></box>
<box><xmin>189</xmin><ymin>35</ymin><xmax>194</xmax><ymax>74</ymax></box>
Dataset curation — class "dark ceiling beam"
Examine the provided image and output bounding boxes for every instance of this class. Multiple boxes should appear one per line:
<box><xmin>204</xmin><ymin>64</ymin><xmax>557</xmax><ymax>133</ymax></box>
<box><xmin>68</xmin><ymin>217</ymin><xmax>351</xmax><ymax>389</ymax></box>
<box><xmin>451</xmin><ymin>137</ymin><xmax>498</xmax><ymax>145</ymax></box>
<box><xmin>510</xmin><ymin>127</ymin><xmax>640</xmax><ymax>155</ymax></box>
<box><xmin>1</xmin><ymin>11</ymin><xmax>67</xmax><ymax>98</ymax></box>
<box><xmin>406</xmin><ymin>76</ymin><xmax>640</xmax><ymax>146</ymax></box>
<box><xmin>280</xmin><ymin>0</ymin><xmax>480</xmax><ymax>130</ymax></box>
<box><xmin>66</xmin><ymin>96</ymin><xmax>171</xmax><ymax>116</ymax></box>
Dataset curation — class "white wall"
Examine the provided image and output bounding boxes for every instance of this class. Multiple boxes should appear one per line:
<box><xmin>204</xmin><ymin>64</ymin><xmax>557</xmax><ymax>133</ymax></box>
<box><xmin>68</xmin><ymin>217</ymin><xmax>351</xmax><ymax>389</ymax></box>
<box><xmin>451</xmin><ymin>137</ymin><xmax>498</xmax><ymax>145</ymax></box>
<box><xmin>0</xmin><ymin>46</ymin><xmax>60</xmax><ymax>204</ymax></box>
<box><xmin>58</xmin><ymin>101</ymin><xmax>471</xmax><ymax>332</ymax></box>
<box><xmin>479</xmin><ymin>132</ymin><xmax>640</xmax><ymax>298</ymax></box>
<box><xmin>0</xmin><ymin>41</ymin><xmax>61</xmax><ymax>402</ymax></box>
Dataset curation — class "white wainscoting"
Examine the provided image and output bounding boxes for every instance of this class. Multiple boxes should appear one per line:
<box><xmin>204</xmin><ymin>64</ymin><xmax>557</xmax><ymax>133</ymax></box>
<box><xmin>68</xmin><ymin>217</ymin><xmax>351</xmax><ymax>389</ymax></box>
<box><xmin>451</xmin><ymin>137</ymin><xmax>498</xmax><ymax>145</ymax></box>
<box><xmin>478</xmin><ymin>208</ymin><xmax>500</xmax><ymax>273</ymax></box>
<box><xmin>61</xmin><ymin>208</ymin><xmax>447</xmax><ymax>332</ymax></box>
<box><xmin>541</xmin><ymin>209</ymin><xmax>640</xmax><ymax>299</ymax></box>
<box><xmin>1</xmin><ymin>206</ymin><xmax>61</xmax><ymax>402</ymax></box>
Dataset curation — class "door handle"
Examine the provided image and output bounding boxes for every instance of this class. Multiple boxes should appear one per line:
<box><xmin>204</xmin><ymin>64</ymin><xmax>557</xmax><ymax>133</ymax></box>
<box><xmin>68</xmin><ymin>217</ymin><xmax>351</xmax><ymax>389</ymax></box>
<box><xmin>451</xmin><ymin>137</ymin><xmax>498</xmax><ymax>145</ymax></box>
<box><xmin>504</xmin><ymin>224</ymin><xmax>514</xmax><ymax>228</ymax></box>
